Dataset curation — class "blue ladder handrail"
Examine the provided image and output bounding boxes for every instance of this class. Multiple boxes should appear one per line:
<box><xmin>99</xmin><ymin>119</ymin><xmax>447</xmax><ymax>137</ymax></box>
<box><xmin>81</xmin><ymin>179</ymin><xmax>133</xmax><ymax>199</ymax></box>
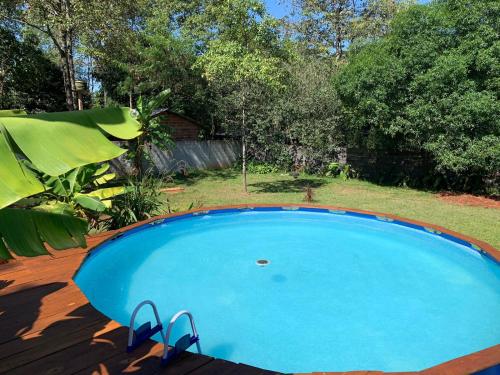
<box><xmin>126</xmin><ymin>300</ymin><xmax>202</xmax><ymax>367</ymax></box>
<box><xmin>161</xmin><ymin>310</ymin><xmax>202</xmax><ymax>366</ymax></box>
<box><xmin>127</xmin><ymin>300</ymin><xmax>166</xmax><ymax>352</ymax></box>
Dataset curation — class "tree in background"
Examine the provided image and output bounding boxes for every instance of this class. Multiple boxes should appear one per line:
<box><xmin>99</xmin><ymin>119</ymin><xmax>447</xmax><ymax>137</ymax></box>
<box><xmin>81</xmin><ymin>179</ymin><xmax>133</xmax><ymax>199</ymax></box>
<box><xmin>0</xmin><ymin>27</ymin><xmax>66</xmax><ymax>111</ymax></box>
<box><xmin>269</xmin><ymin>53</ymin><xmax>343</xmax><ymax>172</ymax></box>
<box><xmin>195</xmin><ymin>1</ymin><xmax>286</xmax><ymax>192</ymax></box>
<box><xmin>336</xmin><ymin>0</ymin><xmax>500</xmax><ymax>192</ymax></box>
<box><xmin>288</xmin><ymin>0</ymin><xmax>414</xmax><ymax>59</ymax></box>
<box><xmin>292</xmin><ymin>0</ymin><xmax>355</xmax><ymax>59</ymax></box>
<box><xmin>351</xmin><ymin>0</ymin><xmax>415</xmax><ymax>44</ymax></box>
<box><xmin>0</xmin><ymin>0</ymin><xmax>140</xmax><ymax>110</ymax></box>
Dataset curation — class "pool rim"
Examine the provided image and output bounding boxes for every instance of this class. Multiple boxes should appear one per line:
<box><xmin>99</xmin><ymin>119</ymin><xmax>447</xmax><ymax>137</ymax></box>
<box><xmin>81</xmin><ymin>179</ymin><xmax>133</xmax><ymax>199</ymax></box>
<box><xmin>75</xmin><ymin>203</ymin><xmax>500</xmax><ymax>375</ymax></box>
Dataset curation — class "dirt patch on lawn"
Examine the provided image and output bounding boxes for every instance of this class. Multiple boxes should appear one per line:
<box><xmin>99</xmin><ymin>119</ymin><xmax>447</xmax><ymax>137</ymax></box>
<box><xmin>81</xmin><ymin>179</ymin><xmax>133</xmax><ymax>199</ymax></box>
<box><xmin>438</xmin><ymin>192</ymin><xmax>500</xmax><ymax>209</ymax></box>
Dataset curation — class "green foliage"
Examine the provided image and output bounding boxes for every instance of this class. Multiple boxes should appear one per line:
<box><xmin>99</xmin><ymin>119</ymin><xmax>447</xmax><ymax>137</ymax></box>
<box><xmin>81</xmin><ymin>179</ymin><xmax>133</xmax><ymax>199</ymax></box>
<box><xmin>0</xmin><ymin>107</ymin><xmax>141</xmax><ymax>259</ymax></box>
<box><xmin>1</xmin><ymin>0</ymin><xmax>142</xmax><ymax>109</ymax></box>
<box><xmin>326</xmin><ymin>162</ymin><xmax>340</xmax><ymax>177</ymax></box>
<box><xmin>0</xmin><ymin>107</ymin><xmax>140</xmax><ymax>208</ymax></box>
<box><xmin>336</xmin><ymin>0</ymin><xmax>500</xmax><ymax>191</ymax></box>
<box><xmin>259</xmin><ymin>54</ymin><xmax>342</xmax><ymax>172</ymax></box>
<box><xmin>246</xmin><ymin>162</ymin><xmax>280</xmax><ymax>174</ymax></box>
<box><xmin>0</xmin><ymin>27</ymin><xmax>66</xmax><ymax>112</ymax></box>
<box><xmin>105</xmin><ymin>174</ymin><xmax>165</xmax><ymax>230</ymax></box>
<box><xmin>129</xmin><ymin>90</ymin><xmax>174</xmax><ymax>175</ymax></box>
<box><xmin>89</xmin><ymin>2</ymin><xmax>210</xmax><ymax>123</ymax></box>
<box><xmin>326</xmin><ymin>162</ymin><xmax>352</xmax><ymax>181</ymax></box>
<box><xmin>0</xmin><ymin>207</ymin><xmax>87</xmax><ymax>258</ymax></box>
<box><xmin>351</xmin><ymin>0</ymin><xmax>415</xmax><ymax>44</ymax></box>
<box><xmin>339</xmin><ymin>164</ymin><xmax>352</xmax><ymax>181</ymax></box>
<box><xmin>27</xmin><ymin>162</ymin><xmax>129</xmax><ymax>228</ymax></box>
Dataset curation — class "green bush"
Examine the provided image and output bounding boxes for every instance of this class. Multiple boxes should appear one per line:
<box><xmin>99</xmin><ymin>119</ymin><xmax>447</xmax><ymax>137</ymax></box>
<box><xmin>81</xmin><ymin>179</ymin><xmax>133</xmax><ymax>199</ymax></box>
<box><xmin>335</xmin><ymin>0</ymin><xmax>500</xmax><ymax>193</ymax></box>
<box><xmin>242</xmin><ymin>162</ymin><xmax>280</xmax><ymax>174</ymax></box>
<box><xmin>104</xmin><ymin>174</ymin><xmax>165</xmax><ymax>230</ymax></box>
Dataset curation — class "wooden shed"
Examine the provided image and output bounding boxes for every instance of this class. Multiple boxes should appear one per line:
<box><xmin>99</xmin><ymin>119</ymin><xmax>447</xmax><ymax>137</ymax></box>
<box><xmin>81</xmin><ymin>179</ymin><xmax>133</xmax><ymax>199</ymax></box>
<box><xmin>153</xmin><ymin>109</ymin><xmax>201</xmax><ymax>141</ymax></box>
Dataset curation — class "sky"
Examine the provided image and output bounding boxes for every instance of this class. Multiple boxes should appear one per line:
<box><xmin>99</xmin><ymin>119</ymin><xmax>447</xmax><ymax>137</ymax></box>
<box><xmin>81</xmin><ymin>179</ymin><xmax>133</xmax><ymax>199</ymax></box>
<box><xmin>264</xmin><ymin>0</ymin><xmax>431</xmax><ymax>19</ymax></box>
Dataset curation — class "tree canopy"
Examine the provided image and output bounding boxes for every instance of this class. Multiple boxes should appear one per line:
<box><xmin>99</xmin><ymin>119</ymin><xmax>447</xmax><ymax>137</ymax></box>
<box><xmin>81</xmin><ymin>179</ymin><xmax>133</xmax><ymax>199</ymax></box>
<box><xmin>335</xmin><ymin>0</ymin><xmax>499</xmax><ymax>190</ymax></box>
<box><xmin>1</xmin><ymin>0</ymin><xmax>498</xmax><ymax>194</ymax></box>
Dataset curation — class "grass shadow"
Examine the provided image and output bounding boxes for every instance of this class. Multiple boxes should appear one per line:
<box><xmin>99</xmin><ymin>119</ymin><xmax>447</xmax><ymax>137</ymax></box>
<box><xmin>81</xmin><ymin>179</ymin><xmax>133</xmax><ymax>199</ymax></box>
<box><xmin>249</xmin><ymin>178</ymin><xmax>327</xmax><ymax>193</ymax></box>
<box><xmin>170</xmin><ymin>168</ymin><xmax>239</xmax><ymax>187</ymax></box>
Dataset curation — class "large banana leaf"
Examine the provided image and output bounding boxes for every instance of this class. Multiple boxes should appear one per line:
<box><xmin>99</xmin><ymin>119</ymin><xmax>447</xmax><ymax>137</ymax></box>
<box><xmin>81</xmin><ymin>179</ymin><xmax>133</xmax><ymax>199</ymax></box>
<box><xmin>0</xmin><ymin>208</ymin><xmax>87</xmax><ymax>258</ymax></box>
<box><xmin>73</xmin><ymin>194</ymin><xmax>107</xmax><ymax>212</ymax></box>
<box><xmin>0</xmin><ymin>128</ymin><xmax>45</xmax><ymax>208</ymax></box>
<box><xmin>0</xmin><ymin>107</ymin><xmax>141</xmax><ymax>209</ymax></box>
<box><xmin>85</xmin><ymin>186</ymin><xmax>128</xmax><ymax>200</ymax></box>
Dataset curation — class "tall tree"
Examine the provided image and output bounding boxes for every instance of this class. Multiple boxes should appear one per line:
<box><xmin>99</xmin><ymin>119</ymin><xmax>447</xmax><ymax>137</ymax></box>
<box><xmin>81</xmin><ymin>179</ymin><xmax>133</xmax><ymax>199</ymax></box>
<box><xmin>0</xmin><ymin>0</ymin><xmax>140</xmax><ymax>110</ymax></box>
<box><xmin>351</xmin><ymin>0</ymin><xmax>414</xmax><ymax>44</ymax></box>
<box><xmin>195</xmin><ymin>0</ymin><xmax>286</xmax><ymax>192</ymax></box>
<box><xmin>89</xmin><ymin>5</ymin><xmax>209</xmax><ymax>123</ymax></box>
<box><xmin>292</xmin><ymin>0</ymin><xmax>356</xmax><ymax>59</ymax></box>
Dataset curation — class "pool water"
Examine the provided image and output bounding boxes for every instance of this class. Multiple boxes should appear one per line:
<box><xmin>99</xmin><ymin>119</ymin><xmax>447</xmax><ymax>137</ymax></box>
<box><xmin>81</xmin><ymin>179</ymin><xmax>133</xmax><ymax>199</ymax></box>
<box><xmin>74</xmin><ymin>209</ymin><xmax>500</xmax><ymax>373</ymax></box>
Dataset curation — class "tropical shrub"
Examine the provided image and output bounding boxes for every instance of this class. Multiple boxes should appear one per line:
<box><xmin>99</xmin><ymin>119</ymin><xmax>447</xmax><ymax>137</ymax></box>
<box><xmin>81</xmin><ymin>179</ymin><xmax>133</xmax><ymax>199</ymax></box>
<box><xmin>104</xmin><ymin>174</ymin><xmax>165</xmax><ymax>230</ymax></box>
<box><xmin>326</xmin><ymin>163</ymin><xmax>353</xmax><ymax>181</ymax></box>
<box><xmin>25</xmin><ymin>162</ymin><xmax>129</xmax><ymax>228</ymax></box>
<box><xmin>0</xmin><ymin>107</ymin><xmax>141</xmax><ymax>259</ymax></box>
<box><xmin>129</xmin><ymin>90</ymin><xmax>174</xmax><ymax>176</ymax></box>
<box><xmin>246</xmin><ymin>162</ymin><xmax>280</xmax><ymax>174</ymax></box>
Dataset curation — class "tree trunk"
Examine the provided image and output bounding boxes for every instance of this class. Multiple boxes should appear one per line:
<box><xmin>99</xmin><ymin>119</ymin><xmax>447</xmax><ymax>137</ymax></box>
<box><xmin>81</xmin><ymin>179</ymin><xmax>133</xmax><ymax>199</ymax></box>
<box><xmin>129</xmin><ymin>91</ymin><xmax>133</xmax><ymax>109</ymax></box>
<box><xmin>58</xmin><ymin>47</ymin><xmax>74</xmax><ymax>111</ymax></box>
<box><xmin>334</xmin><ymin>5</ymin><xmax>344</xmax><ymax>60</ymax></box>
<box><xmin>242</xmin><ymin>107</ymin><xmax>248</xmax><ymax>193</ymax></box>
<box><xmin>67</xmin><ymin>35</ymin><xmax>77</xmax><ymax>107</ymax></box>
<box><xmin>134</xmin><ymin>138</ymin><xmax>143</xmax><ymax>178</ymax></box>
<box><xmin>53</xmin><ymin>26</ymin><xmax>75</xmax><ymax>111</ymax></box>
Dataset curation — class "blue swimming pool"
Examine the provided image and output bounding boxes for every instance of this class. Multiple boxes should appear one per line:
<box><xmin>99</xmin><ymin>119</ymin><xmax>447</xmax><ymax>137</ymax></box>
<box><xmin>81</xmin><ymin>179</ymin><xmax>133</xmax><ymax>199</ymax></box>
<box><xmin>74</xmin><ymin>207</ymin><xmax>500</xmax><ymax>373</ymax></box>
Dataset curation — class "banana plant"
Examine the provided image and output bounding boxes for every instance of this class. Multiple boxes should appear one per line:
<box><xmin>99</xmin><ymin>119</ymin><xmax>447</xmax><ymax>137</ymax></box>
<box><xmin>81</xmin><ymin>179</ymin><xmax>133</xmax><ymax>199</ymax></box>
<box><xmin>0</xmin><ymin>107</ymin><xmax>142</xmax><ymax>259</ymax></box>
<box><xmin>29</xmin><ymin>162</ymin><xmax>130</xmax><ymax>219</ymax></box>
<box><xmin>130</xmin><ymin>89</ymin><xmax>174</xmax><ymax>176</ymax></box>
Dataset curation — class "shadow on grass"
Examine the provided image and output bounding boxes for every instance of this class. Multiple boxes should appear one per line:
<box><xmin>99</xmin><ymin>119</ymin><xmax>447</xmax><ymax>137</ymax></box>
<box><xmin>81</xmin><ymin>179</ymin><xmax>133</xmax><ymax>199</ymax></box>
<box><xmin>249</xmin><ymin>178</ymin><xmax>327</xmax><ymax>193</ymax></box>
<box><xmin>170</xmin><ymin>168</ymin><xmax>239</xmax><ymax>186</ymax></box>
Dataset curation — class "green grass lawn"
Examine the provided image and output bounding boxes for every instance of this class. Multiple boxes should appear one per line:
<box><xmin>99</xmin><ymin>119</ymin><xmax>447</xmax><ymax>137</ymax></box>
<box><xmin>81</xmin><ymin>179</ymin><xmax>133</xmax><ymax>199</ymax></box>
<box><xmin>163</xmin><ymin>169</ymin><xmax>500</xmax><ymax>249</ymax></box>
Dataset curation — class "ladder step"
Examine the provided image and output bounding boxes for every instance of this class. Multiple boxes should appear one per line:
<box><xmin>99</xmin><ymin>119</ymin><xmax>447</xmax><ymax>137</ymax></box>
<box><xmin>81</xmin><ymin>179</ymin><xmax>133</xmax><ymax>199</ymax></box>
<box><xmin>127</xmin><ymin>322</ymin><xmax>163</xmax><ymax>352</ymax></box>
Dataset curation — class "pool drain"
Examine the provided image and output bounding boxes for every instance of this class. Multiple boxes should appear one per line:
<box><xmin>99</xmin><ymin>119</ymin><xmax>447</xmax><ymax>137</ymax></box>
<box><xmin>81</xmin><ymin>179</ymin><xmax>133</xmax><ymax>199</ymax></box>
<box><xmin>256</xmin><ymin>259</ymin><xmax>270</xmax><ymax>266</ymax></box>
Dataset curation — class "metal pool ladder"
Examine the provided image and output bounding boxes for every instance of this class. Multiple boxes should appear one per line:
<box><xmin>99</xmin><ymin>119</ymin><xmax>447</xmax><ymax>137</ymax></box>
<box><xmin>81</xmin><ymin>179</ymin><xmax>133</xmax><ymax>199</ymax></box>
<box><xmin>127</xmin><ymin>300</ymin><xmax>202</xmax><ymax>366</ymax></box>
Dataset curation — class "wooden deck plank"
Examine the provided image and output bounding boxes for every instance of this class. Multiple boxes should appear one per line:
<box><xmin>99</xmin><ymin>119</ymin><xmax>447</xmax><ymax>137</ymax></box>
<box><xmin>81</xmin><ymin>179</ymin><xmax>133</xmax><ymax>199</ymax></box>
<box><xmin>5</xmin><ymin>326</ymin><xmax>135</xmax><ymax>375</ymax></box>
<box><xmin>157</xmin><ymin>352</ymin><xmax>216</xmax><ymax>375</ymax></box>
<box><xmin>230</xmin><ymin>363</ymin><xmax>283</xmax><ymax>375</ymax></box>
<box><xmin>0</xmin><ymin>319</ymin><xmax>120</xmax><ymax>371</ymax></box>
<box><xmin>0</xmin><ymin>257</ymin><xmax>86</xmax><ymax>295</ymax></box>
<box><xmin>0</xmin><ymin>261</ymin><xmax>28</xmax><ymax>277</ymax></box>
<box><xmin>72</xmin><ymin>344</ymin><xmax>166</xmax><ymax>375</ymax></box>
<box><xmin>0</xmin><ymin>286</ymin><xmax>95</xmax><ymax>345</ymax></box>
<box><xmin>188</xmin><ymin>359</ymin><xmax>241</xmax><ymax>375</ymax></box>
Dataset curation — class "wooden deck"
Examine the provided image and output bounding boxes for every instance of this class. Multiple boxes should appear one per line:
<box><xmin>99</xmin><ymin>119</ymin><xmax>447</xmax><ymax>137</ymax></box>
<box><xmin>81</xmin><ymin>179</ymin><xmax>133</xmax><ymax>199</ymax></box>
<box><xmin>1</xmin><ymin>213</ymin><xmax>499</xmax><ymax>375</ymax></box>
<box><xmin>0</xmin><ymin>232</ymin><xmax>283</xmax><ymax>375</ymax></box>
